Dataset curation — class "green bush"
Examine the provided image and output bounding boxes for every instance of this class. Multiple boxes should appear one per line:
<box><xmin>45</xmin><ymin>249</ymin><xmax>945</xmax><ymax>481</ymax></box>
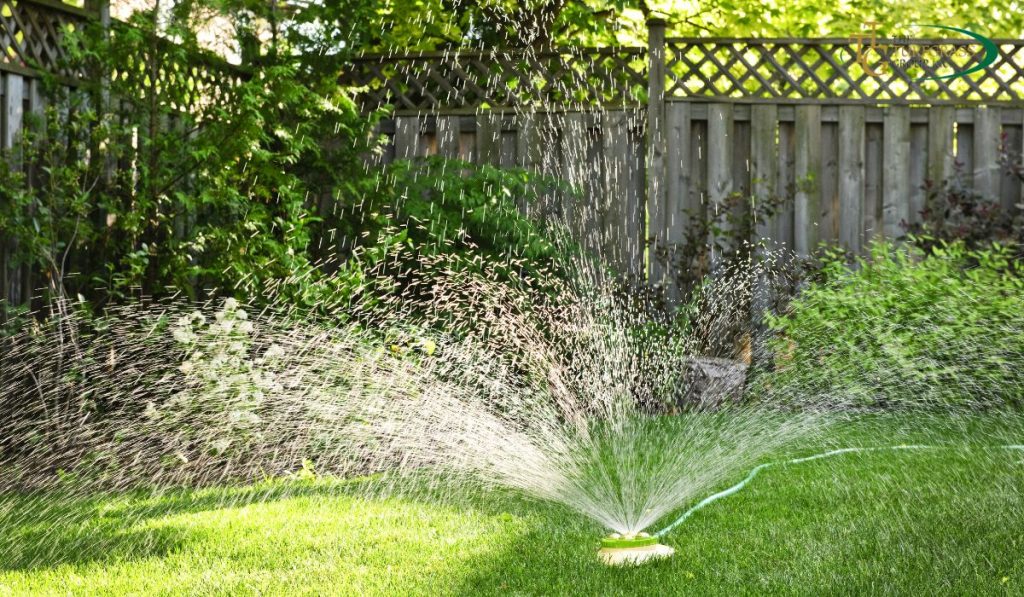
<box><xmin>364</xmin><ymin>157</ymin><xmax>569</xmax><ymax>269</ymax></box>
<box><xmin>758</xmin><ymin>240</ymin><xmax>1024</xmax><ymax>408</ymax></box>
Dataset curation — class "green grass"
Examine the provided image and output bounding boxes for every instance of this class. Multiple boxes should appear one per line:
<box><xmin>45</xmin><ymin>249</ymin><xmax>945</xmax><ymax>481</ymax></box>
<box><xmin>2</xmin><ymin>413</ymin><xmax>1023</xmax><ymax>596</ymax></box>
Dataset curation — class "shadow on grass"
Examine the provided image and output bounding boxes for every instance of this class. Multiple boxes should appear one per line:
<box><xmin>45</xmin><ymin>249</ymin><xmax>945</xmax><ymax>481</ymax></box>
<box><xmin>0</xmin><ymin>478</ymin><xmax>371</xmax><ymax>571</ymax></box>
<box><xmin>0</xmin><ymin>472</ymin><xmax>563</xmax><ymax>573</ymax></box>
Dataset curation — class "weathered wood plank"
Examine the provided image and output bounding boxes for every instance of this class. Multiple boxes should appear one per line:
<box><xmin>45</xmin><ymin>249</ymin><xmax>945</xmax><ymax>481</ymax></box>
<box><xmin>535</xmin><ymin>114</ymin><xmax>563</xmax><ymax>222</ymax></box>
<box><xmin>706</xmin><ymin>103</ymin><xmax>734</xmax><ymax>262</ymax></box>
<box><xmin>602</xmin><ymin>110</ymin><xmax>633</xmax><ymax>271</ymax></box>
<box><xmin>499</xmin><ymin>129</ymin><xmax>516</xmax><ymax>169</ymax></box>
<box><xmin>515</xmin><ymin>113</ymin><xmax>541</xmax><ymax>171</ymax></box>
<box><xmin>458</xmin><ymin>131</ymin><xmax>475</xmax><ymax>161</ymax></box>
<box><xmin>3</xmin><ymin>73</ymin><xmax>24</xmax><ymax>156</ymax></box>
<box><xmin>777</xmin><ymin>120</ymin><xmax>795</xmax><ymax>248</ymax></box>
<box><xmin>475</xmin><ymin>112</ymin><xmax>502</xmax><ymax>166</ymax></box>
<box><xmin>794</xmin><ymin>105</ymin><xmax>821</xmax><ymax>256</ymax></box>
<box><xmin>973</xmin><ymin>106</ymin><xmax>1001</xmax><ymax>200</ymax></box>
<box><xmin>690</xmin><ymin>118</ymin><xmax>708</xmax><ymax>248</ymax></box>
<box><xmin>2</xmin><ymin>73</ymin><xmax>25</xmax><ymax>314</ymax></box>
<box><xmin>436</xmin><ymin>115</ymin><xmax>460</xmax><ymax>159</ymax></box>
<box><xmin>394</xmin><ymin>116</ymin><xmax>422</xmax><ymax>160</ymax></box>
<box><xmin>819</xmin><ymin>121</ymin><xmax>839</xmax><ymax>242</ymax></box>
<box><xmin>908</xmin><ymin>123</ymin><xmax>928</xmax><ymax>226</ymax></box>
<box><xmin>732</xmin><ymin>118</ymin><xmax>752</xmax><ymax>243</ymax></box>
<box><xmin>863</xmin><ymin>122</ymin><xmax>883</xmax><ymax>242</ymax></box>
<box><xmin>838</xmin><ymin>106</ymin><xmax>865</xmax><ymax>253</ymax></box>
<box><xmin>956</xmin><ymin>121</ymin><xmax>973</xmax><ymax>187</ymax></box>
<box><xmin>882</xmin><ymin>106</ymin><xmax>910</xmax><ymax>239</ymax></box>
<box><xmin>1000</xmin><ymin>123</ymin><xmax>1023</xmax><ymax>211</ymax></box>
<box><xmin>927</xmin><ymin>106</ymin><xmax>955</xmax><ymax>199</ymax></box>
<box><xmin>559</xmin><ymin>112</ymin><xmax>587</xmax><ymax>238</ymax></box>
<box><xmin>750</xmin><ymin>104</ymin><xmax>777</xmax><ymax>248</ymax></box>
<box><xmin>660</xmin><ymin>102</ymin><xmax>691</xmax><ymax>296</ymax></box>
<box><xmin>647</xmin><ymin>19</ymin><xmax>667</xmax><ymax>283</ymax></box>
<box><xmin>626</xmin><ymin>111</ymin><xmax>646</xmax><ymax>277</ymax></box>
<box><xmin>582</xmin><ymin>117</ymin><xmax>604</xmax><ymax>254</ymax></box>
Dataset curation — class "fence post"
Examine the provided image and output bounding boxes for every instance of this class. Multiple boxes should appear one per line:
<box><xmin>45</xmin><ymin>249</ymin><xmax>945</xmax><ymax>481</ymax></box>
<box><xmin>646</xmin><ymin>18</ymin><xmax>667</xmax><ymax>286</ymax></box>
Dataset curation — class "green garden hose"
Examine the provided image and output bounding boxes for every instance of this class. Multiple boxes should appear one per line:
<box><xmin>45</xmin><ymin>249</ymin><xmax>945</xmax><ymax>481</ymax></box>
<box><xmin>653</xmin><ymin>444</ymin><xmax>1024</xmax><ymax>539</ymax></box>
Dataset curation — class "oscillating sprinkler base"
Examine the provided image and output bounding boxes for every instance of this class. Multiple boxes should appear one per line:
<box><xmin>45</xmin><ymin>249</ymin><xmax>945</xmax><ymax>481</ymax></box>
<box><xmin>598</xmin><ymin>534</ymin><xmax>674</xmax><ymax>566</ymax></box>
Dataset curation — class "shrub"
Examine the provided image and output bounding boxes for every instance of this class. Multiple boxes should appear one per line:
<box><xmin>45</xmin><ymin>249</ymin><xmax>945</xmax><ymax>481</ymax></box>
<box><xmin>757</xmin><ymin>241</ymin><xmax>1024</xmax><ymax>408</ymax></box>
<box><xmin>905</xmin><ymin>164</ymin><xmax>1023</xmax><ymax>259</ymax></box>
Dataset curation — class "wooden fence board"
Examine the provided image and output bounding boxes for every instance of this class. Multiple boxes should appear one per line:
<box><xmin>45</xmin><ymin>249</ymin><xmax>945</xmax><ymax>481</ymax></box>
<box><xmin>732</xmin><ymin>117</ymin><xmax>752</xmax><ymax>246</ymax></box>
<box><xmin>394</xmin><ymin>115</ymin><xmax>422</xmax><ymax>159</ymax></box>
<box><xmin>2</xmin><ymin>72</ymin><xmax>25</xmax><ymax>314</ymax></box>
<box><xmin>974</xmin><ymin>106</ymin><xmax>1002</xmax><ymax>199</ymax></box>
<box><xmin>908</xmin><ymin>122</ymin><xmax>929</xmax><ymax>226</ymax></box>
<box><xmin>1000</xmin><ymin>122</ymin><xmax>1023</xmax><ymax>211</ymax></box>
<box><xmin>838</xmin><ymin>106</ymin><xmax>865</xmax><ymax>253</ymax></box>
<box><xmin>499</xmin><ymin>128</ymin><xmax>516</xmax><ymax>169</ymax></box>
<box><xmin>864</xmin><ymin>122</ymin><xmax>883</xmax><ymax>242</ymax></box>
<box><xmin>602</xmin><ymin>110</ymin><xmax>632</xmax><ymax>270</ymax></box>
<box><xmin>436</xmin><ymin>115</ymin><xmax>460</xmax><ymax>159</ymax></box>
<box><xmin>777</xmin><ymin>119</ymin><xmax>795</xmax><ymax>248</ymax></box>
<box><xmin>583</xmin><ymin>118</ymin><xmax>604</xmax><ymax>254</ymax></box>
<box><xmin>882</xmin><ymin>106</ymin><xmax>910</xmax><ymax>239</ymax></box>
<box><xmin>559</xmin><ymin>112</ymin><xmax>587</xmax><ymax>239</ymax></box>
<box><xmin>658</xmin><ymin>102</ymin><xmax>691</xmax><ymax>296</ymax></box>
<box><xmin>956</xmin><ymin>120</ymin><xmax>973</xmax><ymax>187</ymax></box>
<box><xmin>794</xmin><ymin>105</ymin><xmax>821</xmax><ymax>256</ymax></box>
<box><xmin>707</xmin><ymin>103</ymin><xmax>733</xmax><ymax>262</ymax></box>
<box><xmin>927</xmin><ymin>106</ymin><xmax>955</xmax><ymax>196</ymax></box>
<box><xmin>751</xmin><ymin>104</ymin><xmax>777</xmax><ymax>249</ymax></box>
<box><xmin>690</xmin><ymin>118</ymin><xmax>708</xmax><ymax>240</ymax></box>
<box><xmin>475</xmin><ymin>112</ymin><xmax>502</xmax><ymax>166</ymax></box>
<box><xmin>819</xmin><ymin>121</ymin><xmax>840</xmax><ymax>243</ymax></box>
<box><xmin>626</xmin><ymin>112</ymin><xmax>646</xmax><ymax>277</ymax></box>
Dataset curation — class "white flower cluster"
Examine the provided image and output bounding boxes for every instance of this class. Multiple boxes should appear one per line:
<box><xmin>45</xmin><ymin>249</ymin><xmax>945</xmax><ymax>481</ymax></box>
<box><xmin>154</xmin><ymin>298</ymin><xmax>285</xmax><ymax>458</ymax></box>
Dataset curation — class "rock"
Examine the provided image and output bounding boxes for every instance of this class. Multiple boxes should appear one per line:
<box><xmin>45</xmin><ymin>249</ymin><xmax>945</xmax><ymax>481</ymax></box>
<box><xmin>680</xmin><ymin>356</ymin><xmax>748</xmax><ymax>407</ymax></box>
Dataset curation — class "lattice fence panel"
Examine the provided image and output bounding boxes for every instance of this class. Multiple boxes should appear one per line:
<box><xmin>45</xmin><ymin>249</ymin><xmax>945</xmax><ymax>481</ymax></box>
<box><xmin>665</xmin><ymin>38</ymin><xmax>1024</xmax><ymax>104</ymax></box>
<box><xmin>1</xmin><ymin>0</ymin><xmax>90</xmax><ymax>79</ymax></box>
<box><xmin>1</xmin><ymin>0</ymin><xmax>246</xmax><ymax>113</ymax></box>
<box><xmin>107</xmin><ymin>32</ymin><xmax>247</xmax><ymax>113</ymax></box>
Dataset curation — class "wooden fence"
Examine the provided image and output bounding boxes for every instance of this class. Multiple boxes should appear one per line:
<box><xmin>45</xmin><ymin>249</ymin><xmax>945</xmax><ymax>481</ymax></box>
<box><xmin>5</xmin><ymin>6</ymin><xmax>1024</xmax><ymax>309</ymax></box>
<box><xmin>343</xmin><ymin>20</ymin><xmax>1024</xmax><ymax>290</ymax></box>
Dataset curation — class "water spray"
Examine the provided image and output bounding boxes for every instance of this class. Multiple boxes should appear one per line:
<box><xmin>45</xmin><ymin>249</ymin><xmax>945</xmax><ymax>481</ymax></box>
<box><xmin>599</xmin><ymin>443</ymin><xmax>1024</xmax><ymax>566</ymax></box>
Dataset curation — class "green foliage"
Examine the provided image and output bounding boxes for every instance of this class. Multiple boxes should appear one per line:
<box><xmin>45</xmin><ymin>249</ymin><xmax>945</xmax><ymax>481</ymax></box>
<box><xmin>0</xmin><ymin>98</ymin><xmax>96</xmax><ymax>304</ymax></box>
<box><xmin>346</xmin><ymin>0</ymin><xmax>1024</xmax><ymax>51</ymax></box>
<box><xmin>652</xmin><ymin>188</ymin><xmax>789</xmax><ymax>300</ymax></box>
<box><xmin>0</xmin><ymin>3</ymin><xmax>385</xmax><ymax>314</ymax></box>
<box><xmin>759</xmin><ymin>241</ymin><xmax>1024</xmax><ymax>407</ymax></box>
<box><xmin>905</xmin><ymin>163</ymin><xmax>1024</xmax><ymax>260</ymax></box>
<box><xmin>360</xmin><ymin>157</ymin><xmax>568</xmax><ymax>277</ymax></box>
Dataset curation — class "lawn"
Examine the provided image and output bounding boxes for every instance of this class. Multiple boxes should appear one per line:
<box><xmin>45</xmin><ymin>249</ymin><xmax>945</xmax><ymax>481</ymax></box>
<box><xmin>1</xmin><ymin>413</ymin><xmax>1022</xmax><ymax>596</ymax></box>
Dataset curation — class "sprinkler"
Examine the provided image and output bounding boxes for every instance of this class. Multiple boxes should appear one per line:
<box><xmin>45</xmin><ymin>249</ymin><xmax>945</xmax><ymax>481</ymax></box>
<box><xmin>597</xmin><ymin>532</ymin><xmax>674</xmax><ymax>566</ymax></box>
<box><xmin>596</xmin><ymin>443</ymin><xmax>1024</xmax><ymax>566</ymax></box>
